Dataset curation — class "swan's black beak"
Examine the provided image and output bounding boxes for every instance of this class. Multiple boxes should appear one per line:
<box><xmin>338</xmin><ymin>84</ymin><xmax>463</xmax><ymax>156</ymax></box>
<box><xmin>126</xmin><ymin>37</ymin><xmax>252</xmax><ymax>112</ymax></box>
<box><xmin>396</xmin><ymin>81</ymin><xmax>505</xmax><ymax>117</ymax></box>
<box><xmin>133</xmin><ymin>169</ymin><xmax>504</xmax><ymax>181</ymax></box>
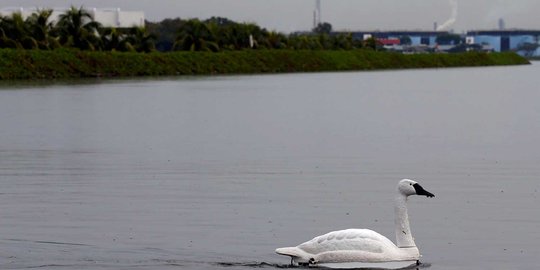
<box><xmin>413</xmin><ymin>183</ymin><xmax>434</xmax><ymax>198</ymax></box>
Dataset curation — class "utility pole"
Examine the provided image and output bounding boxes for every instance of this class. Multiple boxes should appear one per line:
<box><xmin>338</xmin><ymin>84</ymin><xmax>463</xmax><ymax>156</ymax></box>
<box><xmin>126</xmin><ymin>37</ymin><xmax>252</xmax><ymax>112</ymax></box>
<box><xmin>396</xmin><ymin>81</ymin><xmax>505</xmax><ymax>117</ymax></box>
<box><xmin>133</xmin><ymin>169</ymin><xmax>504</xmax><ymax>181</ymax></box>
<box><xmin>313</xmin><ymin>0</ymin><xmax>321</xmax><ymax>28</ymax></box>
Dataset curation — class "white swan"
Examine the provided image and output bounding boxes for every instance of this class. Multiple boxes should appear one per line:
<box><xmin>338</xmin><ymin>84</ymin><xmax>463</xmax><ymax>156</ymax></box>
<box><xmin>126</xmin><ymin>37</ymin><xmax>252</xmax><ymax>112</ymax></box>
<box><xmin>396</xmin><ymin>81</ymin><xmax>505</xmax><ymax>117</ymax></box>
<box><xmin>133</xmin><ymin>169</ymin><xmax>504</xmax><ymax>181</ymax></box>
<box><xmin>275</xmin><ymin>179</ymin><xmax>434</xmax><ymax>269</ymax></box>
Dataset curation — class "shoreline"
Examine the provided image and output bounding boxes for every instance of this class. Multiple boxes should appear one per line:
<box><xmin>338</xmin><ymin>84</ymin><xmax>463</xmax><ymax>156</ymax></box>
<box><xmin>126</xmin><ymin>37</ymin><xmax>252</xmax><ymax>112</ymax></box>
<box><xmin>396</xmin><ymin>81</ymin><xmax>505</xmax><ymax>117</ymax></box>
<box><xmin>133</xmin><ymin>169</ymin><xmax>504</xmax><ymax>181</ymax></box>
<box><xmin>0</xmin><ymin>49</ymin><xmax>530</xmax><ymax>80</ymax></box>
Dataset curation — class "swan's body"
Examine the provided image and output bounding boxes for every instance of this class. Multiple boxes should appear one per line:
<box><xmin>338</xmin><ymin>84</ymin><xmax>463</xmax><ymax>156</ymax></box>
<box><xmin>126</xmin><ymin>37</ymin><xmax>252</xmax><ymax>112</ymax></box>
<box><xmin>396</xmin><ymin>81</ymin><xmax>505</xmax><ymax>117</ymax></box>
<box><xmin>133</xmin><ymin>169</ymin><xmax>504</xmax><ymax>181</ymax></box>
<box><xmin>275</xmin><ymin>179</ymin><xmax>434</xmax><ymax>269</ymax></box>
<box><xmin>276</xmin><ymin>229</ymin><xmax>419</xmax><ymax>265</ymax></box>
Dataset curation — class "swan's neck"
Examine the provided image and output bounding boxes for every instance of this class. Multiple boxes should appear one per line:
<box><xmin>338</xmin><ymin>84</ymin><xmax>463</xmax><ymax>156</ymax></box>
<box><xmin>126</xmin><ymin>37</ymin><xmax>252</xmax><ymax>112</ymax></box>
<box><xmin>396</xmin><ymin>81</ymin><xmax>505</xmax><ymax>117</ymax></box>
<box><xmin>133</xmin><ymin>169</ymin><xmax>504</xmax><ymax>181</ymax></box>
<box><xmin>394</xmin><ymin>194</ymin><xmax>416</xmax><ymax>248</ymax></box>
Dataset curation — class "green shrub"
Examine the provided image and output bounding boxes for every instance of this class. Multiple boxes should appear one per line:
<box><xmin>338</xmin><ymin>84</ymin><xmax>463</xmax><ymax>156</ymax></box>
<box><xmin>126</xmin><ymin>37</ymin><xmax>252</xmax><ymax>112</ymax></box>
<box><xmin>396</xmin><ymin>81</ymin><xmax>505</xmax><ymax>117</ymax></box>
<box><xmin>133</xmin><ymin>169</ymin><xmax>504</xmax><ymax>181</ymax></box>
<box><xmin>0</xmin><ymin>49</ymin><xmax>530</xmax><ymax>80</ymax></box>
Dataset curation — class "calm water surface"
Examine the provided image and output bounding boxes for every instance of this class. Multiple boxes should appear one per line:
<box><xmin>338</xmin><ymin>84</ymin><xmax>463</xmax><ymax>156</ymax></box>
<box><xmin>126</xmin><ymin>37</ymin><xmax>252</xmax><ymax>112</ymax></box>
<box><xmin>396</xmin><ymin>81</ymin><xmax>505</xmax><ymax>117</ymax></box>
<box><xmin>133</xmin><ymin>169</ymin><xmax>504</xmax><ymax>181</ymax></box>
<box><xmin>1</xmin><ymin>64</ymin><xmax>540</xmax><ymax>270</ymax></box>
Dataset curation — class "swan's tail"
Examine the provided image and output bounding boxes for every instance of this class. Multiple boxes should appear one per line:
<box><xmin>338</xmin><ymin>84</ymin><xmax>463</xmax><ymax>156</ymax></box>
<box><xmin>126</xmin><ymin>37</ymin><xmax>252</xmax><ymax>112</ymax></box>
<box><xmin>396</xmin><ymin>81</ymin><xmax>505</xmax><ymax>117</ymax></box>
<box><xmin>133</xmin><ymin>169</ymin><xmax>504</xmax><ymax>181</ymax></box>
<box><xmin>275</xmin><ymin>246</ymin><xmax>312</xmax><ymax>263</ymax></box>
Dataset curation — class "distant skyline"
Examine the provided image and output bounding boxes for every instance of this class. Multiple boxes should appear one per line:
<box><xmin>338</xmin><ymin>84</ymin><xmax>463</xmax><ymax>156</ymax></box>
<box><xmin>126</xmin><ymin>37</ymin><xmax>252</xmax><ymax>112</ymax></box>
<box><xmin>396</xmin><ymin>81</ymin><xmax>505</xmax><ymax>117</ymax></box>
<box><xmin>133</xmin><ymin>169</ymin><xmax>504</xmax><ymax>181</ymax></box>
<box><xmin>2</xmin><ymin>0</ymin><xmax>540</xmax><ymax>33</ymax></box>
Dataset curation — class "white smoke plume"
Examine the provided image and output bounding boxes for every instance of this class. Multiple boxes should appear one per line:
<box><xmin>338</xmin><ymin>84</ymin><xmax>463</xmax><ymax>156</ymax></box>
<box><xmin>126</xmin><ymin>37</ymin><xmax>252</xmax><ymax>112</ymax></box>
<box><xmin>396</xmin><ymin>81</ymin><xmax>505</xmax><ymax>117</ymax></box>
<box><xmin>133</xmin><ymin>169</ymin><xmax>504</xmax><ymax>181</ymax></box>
<box><xmin>437</xmin><ymin>0</ymin><xmax>458</xmax><ymax>31</ymax></box>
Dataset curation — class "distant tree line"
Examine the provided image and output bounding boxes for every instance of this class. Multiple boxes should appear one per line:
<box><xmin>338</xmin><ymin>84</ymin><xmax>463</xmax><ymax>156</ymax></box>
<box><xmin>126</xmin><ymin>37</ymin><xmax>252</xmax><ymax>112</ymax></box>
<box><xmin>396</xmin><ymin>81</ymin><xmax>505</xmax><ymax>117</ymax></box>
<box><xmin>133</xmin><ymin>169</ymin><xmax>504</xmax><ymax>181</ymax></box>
<box><xmin>2</xmin><ymin>7</ymin><xmax>476</xmax><ymax>53</ymax></box>
<box><xmin>1</xmin><ymin>7</ymin><xmax>367</xmax><ymax>52</ymax></box>
<box><xmin>147</xmin><ymin>19</ymin><xmax>364</xmax><ymax>51</ymax></box>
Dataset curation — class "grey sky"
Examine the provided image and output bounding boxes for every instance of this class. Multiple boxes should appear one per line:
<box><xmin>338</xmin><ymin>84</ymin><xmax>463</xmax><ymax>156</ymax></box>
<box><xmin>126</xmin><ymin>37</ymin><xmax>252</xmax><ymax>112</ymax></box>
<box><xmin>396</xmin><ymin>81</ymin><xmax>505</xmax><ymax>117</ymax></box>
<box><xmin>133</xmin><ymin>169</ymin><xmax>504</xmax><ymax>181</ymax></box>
<box><xmin>2</xmin><ymin>0</ymin><xmax>540</xmax><ymax>32</ymax></box>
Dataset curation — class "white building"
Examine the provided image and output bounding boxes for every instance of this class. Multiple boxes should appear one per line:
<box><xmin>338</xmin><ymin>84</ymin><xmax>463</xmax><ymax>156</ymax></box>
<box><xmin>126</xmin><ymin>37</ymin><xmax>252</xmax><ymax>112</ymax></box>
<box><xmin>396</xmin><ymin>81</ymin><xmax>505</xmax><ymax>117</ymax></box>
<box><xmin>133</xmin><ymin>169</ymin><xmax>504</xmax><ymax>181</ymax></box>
<box><xmin>0</xmin><ymin>7</ymin><xmax>145</xmax><ymax>28</ymax></box>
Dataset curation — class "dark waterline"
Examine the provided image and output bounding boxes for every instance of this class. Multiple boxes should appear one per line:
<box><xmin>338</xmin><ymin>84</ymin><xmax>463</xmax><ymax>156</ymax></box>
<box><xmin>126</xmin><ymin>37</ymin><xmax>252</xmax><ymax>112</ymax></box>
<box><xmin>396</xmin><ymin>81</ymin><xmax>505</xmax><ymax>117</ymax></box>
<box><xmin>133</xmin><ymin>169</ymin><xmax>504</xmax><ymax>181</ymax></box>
<box><xmin>1</xmin><ymin>64</ymin><xmax>539</xmax><ymax>270</ymax></box>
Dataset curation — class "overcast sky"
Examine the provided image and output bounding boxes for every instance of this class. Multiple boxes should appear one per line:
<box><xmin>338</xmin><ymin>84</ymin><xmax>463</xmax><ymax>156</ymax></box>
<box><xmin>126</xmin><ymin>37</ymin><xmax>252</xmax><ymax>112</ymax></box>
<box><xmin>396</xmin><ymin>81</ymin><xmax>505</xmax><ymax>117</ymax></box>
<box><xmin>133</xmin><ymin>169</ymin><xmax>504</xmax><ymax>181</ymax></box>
<box><xmin>2</xmin><ymin>0</ymin><xmax>540</xmax><ymax>33</ymax></box>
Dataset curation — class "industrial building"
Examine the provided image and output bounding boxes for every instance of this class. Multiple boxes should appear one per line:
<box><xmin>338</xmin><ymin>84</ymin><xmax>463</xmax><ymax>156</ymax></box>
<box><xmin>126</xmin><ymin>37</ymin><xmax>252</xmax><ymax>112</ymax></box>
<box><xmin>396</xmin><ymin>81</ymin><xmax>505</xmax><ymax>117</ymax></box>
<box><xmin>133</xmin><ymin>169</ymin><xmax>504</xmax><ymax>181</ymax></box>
<box><xmin>345</xmin><ymin>30</ymin><xmax>540</xmax><ymax>56</ymax></box>
<box><xmin>466</xmin><ymin>30</ymin><xmax>540</xmax><ymax>56</ymax></box>
<box><xmin>0</xmin><ymin>7</ymin><xmax>145</xmax><ymax>28</ymax></box>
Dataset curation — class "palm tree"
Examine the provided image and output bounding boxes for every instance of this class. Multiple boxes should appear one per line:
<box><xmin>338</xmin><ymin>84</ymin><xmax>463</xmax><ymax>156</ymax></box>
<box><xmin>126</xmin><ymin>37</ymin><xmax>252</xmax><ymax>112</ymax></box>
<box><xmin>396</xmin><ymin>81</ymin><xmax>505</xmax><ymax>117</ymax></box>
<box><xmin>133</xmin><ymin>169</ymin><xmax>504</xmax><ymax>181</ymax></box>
<box><xmin>288</xmin><ymin>34</ymin><xmax>322</xmax><ymax>50</ymax></box>
<box><xmin>257</xmin><ymin>30</ymin><xmax>287</xmax><ymax>49</ymax></box>
<box><xmin>100</xmin><ymin>27</ymin><xmax>125</xmax><ymax>51</ymax></box>
<box><xmin>0</xmin><ymin>12</ymin><xmax>37</xmax><ymax>49</ymax></box>
<box><xmin>261</xmin><ymin>31</ymin><xmax>287</xmax><ymax>49</ymax></box>
<box><xmin>127</xmin><ymin>27</ymin><xmax>156</xmax><ymax>52</ymax></box>
<box><xmin>0</xmin><ymin>15</ymin><xmax>17</xmax><ymax>48</ymax></box>
<box><xmin>330</xmin><ymin>33</ymin><xmax>356</xmax><ymax>50</ymax></box>
<box><xmin>55</xmin><ymin>6</ymin><xmax>102</xmax><ymax>50</ymax></box>
<box><xmin>220</xmin><ymin>22</ymin><xmax>264</xmax><ymax>50</ymax></box>
<box><xmin>317</xmin><ymin>33</ymin><xmax>332</xmax><ymax>50</ymax></box>
<box><xmin>237</xmin><ymin>23</ymin><xmax>263</xmax><ymax>49</ymax></box>
<box><xmin>25</xmin><ymin>9</ymin><xmax>60</xmax><ymax>49</ymax></box>
<box><xmin>174</xmin><ymin>19</ymin><xmax>219</xmax><ymax>51</ymax></box>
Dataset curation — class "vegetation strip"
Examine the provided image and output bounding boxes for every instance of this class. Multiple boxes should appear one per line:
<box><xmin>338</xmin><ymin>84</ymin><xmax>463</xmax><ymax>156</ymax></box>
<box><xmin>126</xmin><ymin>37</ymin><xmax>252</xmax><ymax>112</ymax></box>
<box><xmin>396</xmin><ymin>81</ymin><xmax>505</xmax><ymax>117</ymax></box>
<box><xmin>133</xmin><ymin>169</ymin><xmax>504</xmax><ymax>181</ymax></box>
<box><xmin>0</xmin><ymin>7</ymin><xmax>530</xmax><ymax>80</ymax></box>
<box><xmin>0</xmin><ymin>49</ymin><xmax>529</xmax><ymax>80</ymax></box>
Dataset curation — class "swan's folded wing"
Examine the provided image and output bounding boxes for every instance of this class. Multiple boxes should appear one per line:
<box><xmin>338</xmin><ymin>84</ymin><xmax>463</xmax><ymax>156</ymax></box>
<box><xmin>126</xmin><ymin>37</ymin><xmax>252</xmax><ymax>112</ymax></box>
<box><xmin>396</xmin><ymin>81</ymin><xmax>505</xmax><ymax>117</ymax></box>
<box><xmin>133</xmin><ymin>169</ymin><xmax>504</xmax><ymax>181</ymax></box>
<box><xmin>297</xmin><ymin>229</ymin><xmax>396</xmax><ymax>255</ymax></box>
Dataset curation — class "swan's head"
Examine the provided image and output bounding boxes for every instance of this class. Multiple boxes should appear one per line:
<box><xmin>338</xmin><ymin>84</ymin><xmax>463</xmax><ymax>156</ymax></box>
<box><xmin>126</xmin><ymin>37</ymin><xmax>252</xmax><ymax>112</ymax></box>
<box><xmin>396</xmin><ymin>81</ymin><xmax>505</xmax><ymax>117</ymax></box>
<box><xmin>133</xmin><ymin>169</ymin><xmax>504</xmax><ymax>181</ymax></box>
<box><xmin>398</xmin><ymin>179</ymin><xmax>435</xmax><ymax>198</ymax></box>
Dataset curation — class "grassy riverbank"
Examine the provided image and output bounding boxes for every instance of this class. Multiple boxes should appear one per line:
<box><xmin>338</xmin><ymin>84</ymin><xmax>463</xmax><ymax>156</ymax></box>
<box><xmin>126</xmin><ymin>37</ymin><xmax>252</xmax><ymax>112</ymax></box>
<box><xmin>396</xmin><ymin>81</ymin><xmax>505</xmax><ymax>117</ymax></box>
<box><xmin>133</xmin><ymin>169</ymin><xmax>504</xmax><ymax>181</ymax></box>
<box><xmin>0</xmin><ymin>49</ymin><xmax>529</xmax><ymax>80</ymax></box>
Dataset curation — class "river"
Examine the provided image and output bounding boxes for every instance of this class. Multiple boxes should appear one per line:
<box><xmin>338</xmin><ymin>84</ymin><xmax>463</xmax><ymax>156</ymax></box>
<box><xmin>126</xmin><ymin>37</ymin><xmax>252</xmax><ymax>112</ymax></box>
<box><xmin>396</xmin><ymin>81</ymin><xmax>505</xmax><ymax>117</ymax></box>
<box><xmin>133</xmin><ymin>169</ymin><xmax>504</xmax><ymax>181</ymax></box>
<box><xmin>1</xmin><ymin>64</ymin><xmax>539</xmax><ymax>270</ymax></box>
